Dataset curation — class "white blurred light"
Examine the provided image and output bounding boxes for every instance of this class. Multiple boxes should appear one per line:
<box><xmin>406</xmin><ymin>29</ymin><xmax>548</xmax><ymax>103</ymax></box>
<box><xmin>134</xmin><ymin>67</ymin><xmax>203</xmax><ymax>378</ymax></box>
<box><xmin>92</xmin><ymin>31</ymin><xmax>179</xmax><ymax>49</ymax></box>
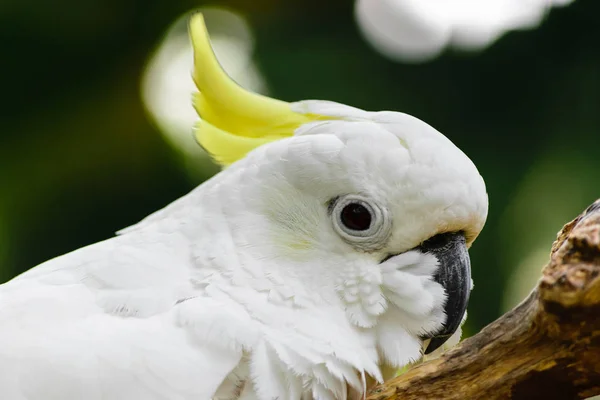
<box><xmin>142</xmin><ymin>8</ymin><xmax>268</xmax><ymax>177</ymax></box>
<box><xmin>355</xmin><ymin>0</ymin><xmax>575</xmax><ymax>63</ymax></box>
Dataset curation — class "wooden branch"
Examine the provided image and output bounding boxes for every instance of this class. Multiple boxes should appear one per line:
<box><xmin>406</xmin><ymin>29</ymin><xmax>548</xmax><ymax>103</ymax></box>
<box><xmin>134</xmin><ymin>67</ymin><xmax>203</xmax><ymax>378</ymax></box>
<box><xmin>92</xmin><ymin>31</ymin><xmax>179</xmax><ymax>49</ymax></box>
<box><xmin>368</xmin><ymin>200</ymin><xmax>600</xmax><ymax>400</ymax></box>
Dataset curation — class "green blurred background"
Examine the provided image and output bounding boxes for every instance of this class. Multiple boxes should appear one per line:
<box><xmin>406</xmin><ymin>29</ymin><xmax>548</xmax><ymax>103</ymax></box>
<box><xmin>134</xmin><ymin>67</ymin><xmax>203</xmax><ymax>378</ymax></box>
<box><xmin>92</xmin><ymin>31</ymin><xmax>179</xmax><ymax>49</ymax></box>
<box><xmin>1</xmin><ymin>0</ymin><xmax>599</xmax><ymax>336</ymax></box>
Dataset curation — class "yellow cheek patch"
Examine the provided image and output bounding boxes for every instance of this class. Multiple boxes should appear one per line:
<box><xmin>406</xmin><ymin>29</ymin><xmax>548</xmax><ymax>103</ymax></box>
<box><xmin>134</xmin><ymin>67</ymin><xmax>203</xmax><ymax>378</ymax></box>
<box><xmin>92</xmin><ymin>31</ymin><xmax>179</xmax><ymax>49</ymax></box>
<box><xmin>286</xmin><ymin>238</ymin><xmax>312</xmax><ymax>251</ymax></box>
<box><xmin>189</xmin><ymin>14</ymin><xmax>324</xmax><ymax>167</ymax></box>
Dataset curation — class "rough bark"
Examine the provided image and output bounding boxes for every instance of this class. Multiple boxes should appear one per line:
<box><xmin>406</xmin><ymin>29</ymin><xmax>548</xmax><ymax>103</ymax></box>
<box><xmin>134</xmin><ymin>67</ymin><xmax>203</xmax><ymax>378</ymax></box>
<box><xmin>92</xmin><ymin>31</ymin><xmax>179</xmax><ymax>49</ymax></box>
<box><xmin>368</xmin><ymin>200</ymin><xmax>600</xmax><ymax>400</ymax></box>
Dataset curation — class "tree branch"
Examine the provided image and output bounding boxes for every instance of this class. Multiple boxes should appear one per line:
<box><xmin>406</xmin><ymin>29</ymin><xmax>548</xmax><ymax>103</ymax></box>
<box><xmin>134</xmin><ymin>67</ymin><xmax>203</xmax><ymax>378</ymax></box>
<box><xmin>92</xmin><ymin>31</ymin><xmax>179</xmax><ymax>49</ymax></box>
<box><xmin>368</xmin><ymin>200</ymin><xmax>600</xmax><ymax>400</ymax></box>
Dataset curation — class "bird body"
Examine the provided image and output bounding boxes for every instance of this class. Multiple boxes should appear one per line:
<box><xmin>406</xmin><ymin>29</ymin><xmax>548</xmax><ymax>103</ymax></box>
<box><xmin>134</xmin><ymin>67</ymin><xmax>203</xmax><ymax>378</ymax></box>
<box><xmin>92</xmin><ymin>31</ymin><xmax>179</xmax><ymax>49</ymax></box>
<box><xmin>0</xmin><ymin>14</ymin><xmax>488</xmax><ymax>400</ymax></box>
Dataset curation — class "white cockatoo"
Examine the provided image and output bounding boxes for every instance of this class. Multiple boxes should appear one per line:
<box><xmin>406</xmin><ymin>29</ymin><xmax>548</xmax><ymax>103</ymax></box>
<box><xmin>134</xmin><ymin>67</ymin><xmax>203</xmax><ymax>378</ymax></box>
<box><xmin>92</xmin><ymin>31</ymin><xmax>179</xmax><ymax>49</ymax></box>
<box><xmin>0</xmin><ymin>14</ymin><xmax>488</xmax><ymax>400</ymax></box>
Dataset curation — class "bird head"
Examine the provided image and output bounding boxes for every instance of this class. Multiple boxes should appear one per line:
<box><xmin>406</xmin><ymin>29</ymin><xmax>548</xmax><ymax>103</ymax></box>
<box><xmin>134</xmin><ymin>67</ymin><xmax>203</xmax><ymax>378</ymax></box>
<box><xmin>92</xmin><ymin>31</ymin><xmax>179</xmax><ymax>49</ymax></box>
<box><xmin>189</xmin><ymin>14</ymin><xmax>487</xmax><ymax>357</ymax></box>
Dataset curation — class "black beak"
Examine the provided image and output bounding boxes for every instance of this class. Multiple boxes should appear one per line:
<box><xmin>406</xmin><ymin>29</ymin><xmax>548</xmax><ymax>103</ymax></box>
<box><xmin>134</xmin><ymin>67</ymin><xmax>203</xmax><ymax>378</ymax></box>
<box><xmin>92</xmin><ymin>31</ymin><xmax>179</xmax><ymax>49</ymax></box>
<box><xmin>419</xmin><ymin>232</ymin><xmax>471</xmax><ymax>355</ymax></box>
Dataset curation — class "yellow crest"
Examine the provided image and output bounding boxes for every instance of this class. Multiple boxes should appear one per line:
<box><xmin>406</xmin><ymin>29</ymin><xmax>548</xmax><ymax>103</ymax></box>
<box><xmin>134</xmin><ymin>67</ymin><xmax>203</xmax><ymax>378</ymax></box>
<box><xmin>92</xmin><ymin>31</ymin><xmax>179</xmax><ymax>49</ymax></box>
<box><xmin>189</xmin><ymin>14</ymin><xmax>322</xmax><ymax>167</ymax></box>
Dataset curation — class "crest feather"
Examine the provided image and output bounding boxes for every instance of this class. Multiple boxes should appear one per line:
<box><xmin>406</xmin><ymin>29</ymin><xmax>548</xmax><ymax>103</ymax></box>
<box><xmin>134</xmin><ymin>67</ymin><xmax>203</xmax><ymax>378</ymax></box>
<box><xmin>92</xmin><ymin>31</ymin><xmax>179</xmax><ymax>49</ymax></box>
<box><xmin>189</xmin><ymin>14</ymin><xmax>324</xmax><ymax>166</ymax></box>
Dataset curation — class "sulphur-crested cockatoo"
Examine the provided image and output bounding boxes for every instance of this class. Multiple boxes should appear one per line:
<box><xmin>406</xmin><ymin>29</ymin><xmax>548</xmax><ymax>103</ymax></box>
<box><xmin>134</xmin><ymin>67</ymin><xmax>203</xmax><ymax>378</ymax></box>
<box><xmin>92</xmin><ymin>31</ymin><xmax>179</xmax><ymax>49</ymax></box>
<box><xmin>0</xmin><ymin>14</ymin><xmax>487</xmax><ymax>400</ymax></box>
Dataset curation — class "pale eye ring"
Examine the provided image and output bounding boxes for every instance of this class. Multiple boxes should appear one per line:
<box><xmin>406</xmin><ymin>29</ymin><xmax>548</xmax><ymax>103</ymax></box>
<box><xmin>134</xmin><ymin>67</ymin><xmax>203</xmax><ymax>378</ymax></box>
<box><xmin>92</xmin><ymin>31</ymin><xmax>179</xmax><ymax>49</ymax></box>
<box><xmin>331</xmin><ymin>195</ymin><xmax>391</xmax><ymax>249</ymax></box>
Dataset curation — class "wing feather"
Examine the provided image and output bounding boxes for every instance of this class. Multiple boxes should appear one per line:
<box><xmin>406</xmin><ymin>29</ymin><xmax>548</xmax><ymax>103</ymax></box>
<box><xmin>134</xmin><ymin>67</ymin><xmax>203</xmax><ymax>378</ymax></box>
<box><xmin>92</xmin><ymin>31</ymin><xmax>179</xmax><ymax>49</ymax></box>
<box><xmin>0</xmin><ymin>234</ymin><xmax>242</xmax><ymax>400</ymax></box>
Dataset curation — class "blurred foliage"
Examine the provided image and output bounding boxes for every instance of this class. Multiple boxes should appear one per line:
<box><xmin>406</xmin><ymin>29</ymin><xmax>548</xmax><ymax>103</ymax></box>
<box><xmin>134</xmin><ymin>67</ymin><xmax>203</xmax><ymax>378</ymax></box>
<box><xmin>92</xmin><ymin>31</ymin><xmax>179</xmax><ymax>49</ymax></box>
<box><xmin>1</xmin><ymin>0</ymin><xmax>599</xmax><ymax>336</ymax></box>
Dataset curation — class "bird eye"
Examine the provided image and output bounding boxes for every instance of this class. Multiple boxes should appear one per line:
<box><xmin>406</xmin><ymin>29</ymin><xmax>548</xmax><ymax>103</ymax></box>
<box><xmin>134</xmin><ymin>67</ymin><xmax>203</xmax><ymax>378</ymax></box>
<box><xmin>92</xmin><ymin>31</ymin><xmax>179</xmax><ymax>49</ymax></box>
<box><xmin>340</xmin><ymin>203</ymin><xmax>372</xmax><ymax>231</ymax></box>
<box><xmin>330</xmin><ymin>195</ymin><xmax>391</xmax><ymax>250</ymax></box>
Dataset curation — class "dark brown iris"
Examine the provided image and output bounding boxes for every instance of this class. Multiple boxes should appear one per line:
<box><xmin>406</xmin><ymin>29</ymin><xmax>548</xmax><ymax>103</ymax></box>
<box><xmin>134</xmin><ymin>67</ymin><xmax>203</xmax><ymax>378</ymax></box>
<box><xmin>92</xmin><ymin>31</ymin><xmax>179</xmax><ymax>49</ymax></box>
<box><xmin>340</xmin><ymin>203</ymin><xmax>372</xmax><ymax>231</ymax></box>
